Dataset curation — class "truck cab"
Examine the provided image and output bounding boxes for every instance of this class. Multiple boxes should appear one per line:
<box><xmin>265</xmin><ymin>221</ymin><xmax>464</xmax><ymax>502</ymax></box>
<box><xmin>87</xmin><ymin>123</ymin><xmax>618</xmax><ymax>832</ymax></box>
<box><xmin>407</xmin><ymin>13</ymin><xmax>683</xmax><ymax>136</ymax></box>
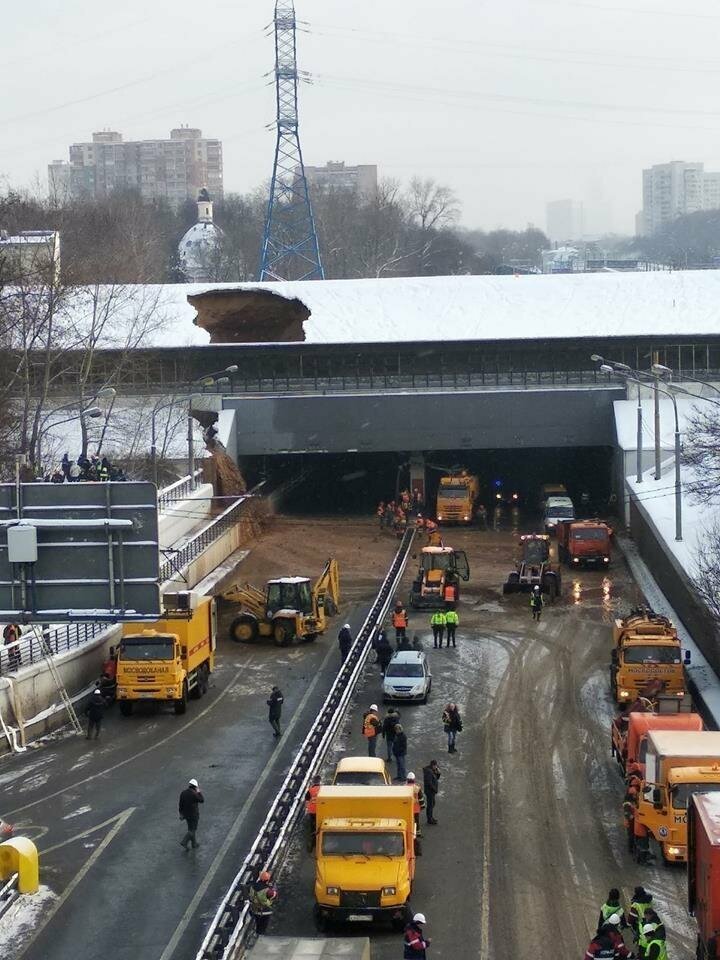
<box><xmin>543</xmin><ymin>496</ymin><xmax>575</xmax><ymax>535</ymax></box>
<box><xmin>557</xmin><ymin>520</ymin><xmax>612</xmax><ymax>567</ymax></box>
<box><xmin>314</xmin><ymin>786</ymin><xmax>415</xmax><ymax>930</ymax></box>
<box><xmin>637</xmin><ymin>730</ymin><xmax>720</xmax><ymax>861</ymax></box>
<box><xmin>611</xmin><ymin>708</ymin><xmax>703</xmax><ymax>775</ymax></box>
<box><xmin>610</xmin><ymin>611</ymin><xmax>686</xmax><ymax>703</ymax></box>
<box><xmin>436</xmin><ymin>473</ymin><xmax>479</xmax><ymax>524</ymax></box>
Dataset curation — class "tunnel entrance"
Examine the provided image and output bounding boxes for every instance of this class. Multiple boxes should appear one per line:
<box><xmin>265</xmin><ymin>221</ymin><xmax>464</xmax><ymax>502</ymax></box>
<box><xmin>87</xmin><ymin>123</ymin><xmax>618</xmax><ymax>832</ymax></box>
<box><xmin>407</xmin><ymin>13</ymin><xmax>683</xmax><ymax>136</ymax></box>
<box><xmin>241</xmin><ymin>446</ymin><xmax>615</xmax><ymax>518</ymax></box>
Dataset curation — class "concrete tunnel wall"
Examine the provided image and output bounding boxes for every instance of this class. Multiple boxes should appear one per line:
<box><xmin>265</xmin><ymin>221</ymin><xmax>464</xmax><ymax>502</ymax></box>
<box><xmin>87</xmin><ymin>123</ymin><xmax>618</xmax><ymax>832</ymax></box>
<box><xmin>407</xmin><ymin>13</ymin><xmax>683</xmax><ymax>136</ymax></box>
<box><xmin>224</xmin><ymin>386</ymin><xmax>626</xmax><ymax>455</ymax></box>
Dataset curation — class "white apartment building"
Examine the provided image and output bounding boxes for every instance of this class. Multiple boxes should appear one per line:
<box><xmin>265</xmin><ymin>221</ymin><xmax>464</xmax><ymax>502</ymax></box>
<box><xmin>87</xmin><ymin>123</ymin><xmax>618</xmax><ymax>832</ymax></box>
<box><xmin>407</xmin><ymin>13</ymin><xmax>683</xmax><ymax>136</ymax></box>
<box><xmin>637</xmin><ymin>161</ymin><xmax>720</xmax><ymax>235</ymax></box>
<box><xmin>303</xmin><ymin>162</ymin><xmax>378</xmax><ymax>198</ymax></box>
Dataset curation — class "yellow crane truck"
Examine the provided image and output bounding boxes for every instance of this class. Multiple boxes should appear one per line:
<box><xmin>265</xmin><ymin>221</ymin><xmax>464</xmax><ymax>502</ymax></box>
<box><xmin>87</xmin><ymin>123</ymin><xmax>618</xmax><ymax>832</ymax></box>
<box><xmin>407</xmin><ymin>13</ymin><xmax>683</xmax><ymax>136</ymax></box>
<box><xmin>223</xmin><ymin>557</ymin><xmax>339</xmax><ymax>646</ymax></box>
<box><xmin>435</xmin><ymin>471</ymin><xmax>480</xmax><ymax>524</ymax></box>
<box><xmin>117</xmin><ymin>592</ymin><xmax>216</xmax><ymax>716</ymax></box>
<box><xmin>313</xmin><ymin>785</ymin><xmax>416</xmax><ymax>931</ymax></box>
<box><xmin>637</xmin><ymin>730</ymin><xmax>720</xmax><ymax>862</ymax></box>
<box><xmin>610</xmin><ymin>608</ymin><xmax>687</xmax><ymax>703</ymax></box>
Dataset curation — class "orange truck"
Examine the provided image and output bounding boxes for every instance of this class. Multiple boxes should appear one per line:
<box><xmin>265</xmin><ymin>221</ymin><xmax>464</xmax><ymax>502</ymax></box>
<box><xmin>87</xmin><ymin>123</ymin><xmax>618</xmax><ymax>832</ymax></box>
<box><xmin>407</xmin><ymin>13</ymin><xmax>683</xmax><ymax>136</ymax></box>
<box><xmin>611</xmin><ymin>707</ymin><xmax>702</xmax><ymax>776</ymax></box>
<box><xmin>556</xmin><ymin>519</ymin><xmax>612</xmax><ymax>568</ymax></box>
<box><xmin>636</xmin><ymin>730</ymin><xmax>720</xmax><ymax>862</ymax></box>
<box><xmin>688</xmin><ymin>792</ymin><xmax>720</xmax><ymax>959</ymax></box>
<box><xmin>610</xmin><ymin>610</ymin><xmax>687</xmax><ymax>704</ymax></box>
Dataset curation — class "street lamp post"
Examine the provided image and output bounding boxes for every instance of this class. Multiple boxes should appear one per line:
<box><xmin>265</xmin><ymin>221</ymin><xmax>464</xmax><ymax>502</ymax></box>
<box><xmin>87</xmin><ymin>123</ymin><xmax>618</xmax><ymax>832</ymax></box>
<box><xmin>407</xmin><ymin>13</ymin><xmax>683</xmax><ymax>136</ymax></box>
<box><xmin>592</xmin><ymin>355</ymin><xmax>643</xmax><ymax>484</ymax></box>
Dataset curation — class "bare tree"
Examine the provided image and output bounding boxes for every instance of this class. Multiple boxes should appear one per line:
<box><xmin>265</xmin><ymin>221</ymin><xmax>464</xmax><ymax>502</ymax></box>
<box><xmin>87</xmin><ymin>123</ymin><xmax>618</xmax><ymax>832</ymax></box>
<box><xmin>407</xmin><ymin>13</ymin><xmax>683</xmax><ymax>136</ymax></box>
<box><xmin>692</xmin><ymin>521</ymin><xmax>720</xmax><ymax>622</ymax></box>
<box><xmin>406</xmin><ymin>178</ymin><xmax>459</xmax><ymax>233</ymax></box>
<box><xmin>681</xmin><ymin>406</ymin><xmax>720</xmax><ymax>504</ymax></box>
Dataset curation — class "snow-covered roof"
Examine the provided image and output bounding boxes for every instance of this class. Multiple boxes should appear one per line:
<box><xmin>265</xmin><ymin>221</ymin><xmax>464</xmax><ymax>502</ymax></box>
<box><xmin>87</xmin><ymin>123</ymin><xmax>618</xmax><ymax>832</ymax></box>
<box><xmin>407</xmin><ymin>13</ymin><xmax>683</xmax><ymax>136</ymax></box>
<box><xmin>613</xmin><ymin>396</ymin><xmax>711</xmax><ymax>452</ymax></box>
<box><xmin>62</xmin><ymin>269</ymin><xmax>720</xmax><ymax>348</ymax></box>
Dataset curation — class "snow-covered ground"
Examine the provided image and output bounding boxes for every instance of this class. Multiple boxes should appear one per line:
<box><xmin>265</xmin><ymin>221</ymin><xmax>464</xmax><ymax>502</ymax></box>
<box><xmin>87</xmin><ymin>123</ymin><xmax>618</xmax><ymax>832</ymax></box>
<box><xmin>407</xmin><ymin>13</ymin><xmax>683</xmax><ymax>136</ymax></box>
<box><xmin>69</xmin><ymin>268</ymin><xmax>720</xmax><ymax>346</ymax></box>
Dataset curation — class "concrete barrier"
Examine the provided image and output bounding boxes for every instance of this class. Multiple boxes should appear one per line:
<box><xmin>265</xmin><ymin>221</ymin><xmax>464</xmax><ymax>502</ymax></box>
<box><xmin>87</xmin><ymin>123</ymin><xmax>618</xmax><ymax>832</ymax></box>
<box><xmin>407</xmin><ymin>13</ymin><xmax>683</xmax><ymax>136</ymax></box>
<box><xmin>158</xmin><ymin>482</ymin><xmax>214</xmax><ymax>549</ymax></box>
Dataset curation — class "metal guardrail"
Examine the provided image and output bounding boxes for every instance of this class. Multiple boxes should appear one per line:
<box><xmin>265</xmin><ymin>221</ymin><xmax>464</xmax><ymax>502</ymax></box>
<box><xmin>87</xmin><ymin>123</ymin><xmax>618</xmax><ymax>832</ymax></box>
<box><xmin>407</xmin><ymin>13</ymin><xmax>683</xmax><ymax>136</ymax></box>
<box><xmin>159</xmin><ymin>495</ymin><xmax>250</xmax><ymax>585</ymax></box>
<box><xmin>0</xmin><ymin>622</ymin><xmax>107</xmax><ymax>677</ymax></box>
<box><xmin>158</xmin><ymin>470</ymin><xmax>204</xmax><ymax>514</ymax></box>
<box><xmin>0</xmin><ymin>872</ymin><xmax>19</xmax><ymax>920</ymax></box>
<box><xmin>195</xmin><ymin>526</ymin><xmax>417</xmax><ymax>960</ymax></box>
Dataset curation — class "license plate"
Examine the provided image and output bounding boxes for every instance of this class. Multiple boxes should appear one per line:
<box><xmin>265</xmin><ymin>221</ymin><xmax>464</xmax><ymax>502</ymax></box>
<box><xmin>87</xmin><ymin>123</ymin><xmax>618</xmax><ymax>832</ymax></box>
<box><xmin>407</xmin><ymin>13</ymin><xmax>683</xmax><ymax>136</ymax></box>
<box><xmin>139</xmin><ymin>693</ymin><xmax>156</xmax><ymax>699</ymax></box>
<box><xmin>347</xmin><ymin>914</ymin><xmax>372</xmax><ymax>922</ymax></box>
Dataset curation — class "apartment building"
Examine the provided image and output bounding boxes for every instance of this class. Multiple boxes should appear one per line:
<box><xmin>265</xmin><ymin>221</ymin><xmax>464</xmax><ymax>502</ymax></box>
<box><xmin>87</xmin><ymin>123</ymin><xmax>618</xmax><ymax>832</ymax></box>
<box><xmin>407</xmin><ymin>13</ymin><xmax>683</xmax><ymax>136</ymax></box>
<box><xmin>637</xmin><ymin>161</ymin><xmax>720</xmax><ymax>235</ymax></box>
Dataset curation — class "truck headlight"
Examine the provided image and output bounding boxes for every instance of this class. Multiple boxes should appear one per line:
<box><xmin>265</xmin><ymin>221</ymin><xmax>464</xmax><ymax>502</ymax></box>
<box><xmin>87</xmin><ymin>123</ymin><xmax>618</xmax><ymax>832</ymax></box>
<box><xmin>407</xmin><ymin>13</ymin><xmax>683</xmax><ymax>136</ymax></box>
<box><xmin>667</xmin><ymin>846</ymin><xmax>682</xmax><ymax>856</ymax></box>
<box><xmin>463</xmin><ymin>515</ymin><xmax>469</xmax><ymax>521</ymax></box>
<box><xmin>326</xmin><ymin>886</ymin><xmax>339</xmax><ymax>895</ymax></box>
<box><xmin>437</xmin><ymin>515</ymin><xmax>443</xmax><ymax>520</ymax></box>
<box><xmin>382</xmin><ymin>886</ymin><xmax>396</xmax><ymax>896</ymax></box>
<box><xmin>572</xmin><ymin>557</ymin><xmax>580</xmax><ymax>563</ymax></box>
<box><xmin>166</xmin><ymin>687</ymin><xmax>176</xmax><ymax>695</ymax></box>
<box><xmin>619</xmin><ymin>691</ymin><xmax>630</xmax><ymax>699</ymax></box>
<box><xmin>603</xmin><ymin>557</ymin><xmax>609</xmax><ymax>562</ymax></box>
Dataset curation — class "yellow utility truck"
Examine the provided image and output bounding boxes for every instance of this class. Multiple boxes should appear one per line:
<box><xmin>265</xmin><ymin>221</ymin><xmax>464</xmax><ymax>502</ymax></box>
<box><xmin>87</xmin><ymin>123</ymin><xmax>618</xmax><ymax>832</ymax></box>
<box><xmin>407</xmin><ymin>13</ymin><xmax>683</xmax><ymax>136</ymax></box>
<box><xmin>610</xmin><ymin>609</ymin><xmax>687</xmax><ymax>703</ymax></box>
<box><xmin>117</xmin><ymin>592</ymin><xmax>215</xmax><ymax>716</ymax></box>
<box><xmin>224</xmin><ymin>557</ymin><xmax>339</xmax><ymax>646</ymax></box>
<box><xmin>435</xmin><ymin>471</ymin><xmax>480</xmax><ymax>524</ymax></box>
<box><xmin>637</xmin><ymin>730</ymin><xmax>720</xmax><ymax>862</ymax></box>
<box><xmin>313</xmin><ymin>786</ymin><xmax>416</xmax><ymax>931</ymax></box>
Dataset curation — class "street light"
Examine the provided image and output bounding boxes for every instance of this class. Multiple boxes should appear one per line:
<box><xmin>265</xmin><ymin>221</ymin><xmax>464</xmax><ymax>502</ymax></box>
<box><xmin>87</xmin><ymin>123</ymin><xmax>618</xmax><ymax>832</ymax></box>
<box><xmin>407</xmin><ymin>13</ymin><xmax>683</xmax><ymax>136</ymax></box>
<box><xmin>595</xmin><ymin>357</ymin><xmax>644</xmax><ymax>484</ymax></box>
<box><xmin>37</xmin><ymin>407</ymin><xmax>103</xmax><ymax>470</ymax></box>
<box><xmin>192</xmin><ymin>364</ymin><xmax>239</xmax><ymax>387</ymax></box>
<box><xmin>652</xmin><ymin>364</ymin><xmax>720</xmax><ymax>400</ymax></box>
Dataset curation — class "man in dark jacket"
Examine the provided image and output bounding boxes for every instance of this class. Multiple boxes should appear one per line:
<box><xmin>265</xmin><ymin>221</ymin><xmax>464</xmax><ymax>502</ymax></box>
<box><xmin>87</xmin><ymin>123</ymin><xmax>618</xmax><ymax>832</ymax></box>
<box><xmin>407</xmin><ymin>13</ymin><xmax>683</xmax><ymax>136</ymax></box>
<box><xmin>85</xmin><ymin>688</ymin><xmax>106</xmax><ymax>740</ymax></box>
<box><xmin>338</xmin><ymin>624</ymin><xmax>353</xmax><ymax>664</ymax></box>
<box><xmin>404</xmin><ymin>912</ymin><xmax>431</xmax><ymax>958</ymax></box>
<box><xmin>376</xmin><ymin>630</ymin><xmax>393</xmax><ymax>676</ymax></box>
<box><xmin>179</xmin><ymin>778</ymin><xmax>204</xmax><ymax>850</ymax></box>
<box><xmin>583</xmin><ymin>922</ymin><xmax>633</xmax><ymax>958</ymax></box>
<box><xmin>267</xmin><ymin>686</ymin><xmax>284</xmax><ymax>737</ymax></box>
<box><xmin>382</xmin><ymin>707</ymin><xmax>400</xmax><ymax>761</ymax></box>
<box><xmin>392</xmin><ymin>723</ymin><xmax>408</xmax><ymax>781</ymax></box>
<box><xmin>422</xmin><ymin>760</ymin><xmax>441</xmax><ymax>824</ymax></box>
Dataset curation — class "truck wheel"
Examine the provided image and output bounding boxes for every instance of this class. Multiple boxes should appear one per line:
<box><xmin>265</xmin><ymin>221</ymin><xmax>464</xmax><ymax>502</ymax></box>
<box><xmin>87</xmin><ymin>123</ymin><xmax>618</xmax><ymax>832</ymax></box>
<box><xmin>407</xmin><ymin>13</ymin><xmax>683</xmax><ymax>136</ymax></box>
<box><xmin>119</xmin><ymin>701</ymin><xmax>133</xmax><ymax>717</ymax></box>
<box><xmin>313</xmin><ymin>905</ymin><xmax>330</xmax><ymax>933</ymax></box>
<box><xmin>301</xmin><ymin>633</ymin><xmax>318</xmax><ymax>644</ymax></box>
<box><xmin>229</xmin><ymin>615</ymin><xmax>259</xmax><ymax>644</ymax></box>
<box><xmin>174</xmin><ymin>682</ymin><xmax>188</xmax><ymax>715</ymax></box>
<box><xmin>273</xmin><ymin>620</ymin><xmax>294</xmax><ymax>646</ymax></box>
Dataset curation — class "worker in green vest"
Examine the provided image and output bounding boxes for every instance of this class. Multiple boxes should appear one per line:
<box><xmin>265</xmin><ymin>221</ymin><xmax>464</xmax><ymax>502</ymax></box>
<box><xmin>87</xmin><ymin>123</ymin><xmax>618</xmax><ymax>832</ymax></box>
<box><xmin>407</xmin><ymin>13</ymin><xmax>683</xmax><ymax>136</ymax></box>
<box><xmin>430</xmin><ymin>610</ymin><xmax>446</xmax><ymax>648</ymax></box>
<box><xmin>644</xmin><ymin>923</ymin><xmax>667</xmax><ymax>960</ymax></box>
<box><xmin>444</xmin><ymin>609</ymin><xmax>459</xmax><ymax>648</ymax></box>
<box><xmin>596</xmin><ymin>888</ymin><xmax>626</xmax><ymax>934</ymax></box>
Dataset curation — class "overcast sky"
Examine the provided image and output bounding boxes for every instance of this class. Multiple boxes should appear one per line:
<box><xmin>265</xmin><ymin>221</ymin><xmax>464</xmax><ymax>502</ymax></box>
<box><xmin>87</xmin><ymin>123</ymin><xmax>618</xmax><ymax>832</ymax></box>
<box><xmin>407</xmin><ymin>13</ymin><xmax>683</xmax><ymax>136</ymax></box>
<box><xmin>2</xmin><ymin>0</ymin><xmax>719</xmax><ymax>234</ymax></box>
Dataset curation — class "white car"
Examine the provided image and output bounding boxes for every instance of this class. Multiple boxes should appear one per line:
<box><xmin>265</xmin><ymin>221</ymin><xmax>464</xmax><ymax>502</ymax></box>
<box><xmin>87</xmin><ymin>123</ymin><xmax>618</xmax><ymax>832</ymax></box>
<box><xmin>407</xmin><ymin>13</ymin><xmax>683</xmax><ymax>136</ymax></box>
<box><xmin>383</xmin><ymin>650</ymin><xmax>432</xmax><ymax>704</ymax></box>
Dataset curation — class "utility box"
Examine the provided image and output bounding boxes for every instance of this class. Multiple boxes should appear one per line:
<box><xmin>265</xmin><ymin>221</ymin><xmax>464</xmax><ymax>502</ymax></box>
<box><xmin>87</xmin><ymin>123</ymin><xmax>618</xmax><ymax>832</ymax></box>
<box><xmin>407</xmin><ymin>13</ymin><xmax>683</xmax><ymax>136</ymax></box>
<box><xmin>7</xmin><ymin>525</ymin><xmax>38</xmax><ymax>564</ymax></box>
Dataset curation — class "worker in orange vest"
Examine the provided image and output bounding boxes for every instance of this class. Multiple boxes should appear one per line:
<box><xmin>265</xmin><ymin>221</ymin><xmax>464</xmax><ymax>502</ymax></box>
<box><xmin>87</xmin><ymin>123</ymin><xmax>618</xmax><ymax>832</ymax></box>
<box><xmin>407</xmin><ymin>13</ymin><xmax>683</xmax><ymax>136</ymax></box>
<box><xmin>392</xmin><ymin>602</ymin><xmax>409</xmax><ymax>646</ymax></box>
<box><xmin>406</xmin><ymin>772</ymin><xmax>426</xmax><ymax>837</ymax></box>
<box><xmin>362</xmin><ymin>704</ymin><xmax>381</xmax><ymax>757</ymax></box>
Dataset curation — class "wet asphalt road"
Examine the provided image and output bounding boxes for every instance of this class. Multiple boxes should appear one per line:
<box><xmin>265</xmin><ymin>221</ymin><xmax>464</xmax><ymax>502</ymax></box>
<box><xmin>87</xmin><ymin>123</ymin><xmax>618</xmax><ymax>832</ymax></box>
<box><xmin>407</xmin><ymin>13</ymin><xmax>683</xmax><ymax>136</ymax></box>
<box><xmin>0</xmin><ymin>513</ymin><xmax>701</xmax><ymax>960</ymax></box>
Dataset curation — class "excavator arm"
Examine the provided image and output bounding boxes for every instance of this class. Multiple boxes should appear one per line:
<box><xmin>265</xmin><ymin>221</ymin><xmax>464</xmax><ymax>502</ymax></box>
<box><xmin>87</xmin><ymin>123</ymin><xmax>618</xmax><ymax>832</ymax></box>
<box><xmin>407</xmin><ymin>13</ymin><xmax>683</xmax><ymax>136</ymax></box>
<box><xmin>221</xmin><ymin>582</ymin><xmax>267</xmax><ymax>620</ymax></box>
<box><xmin>313</xmin><ymin>557</ymin><xmax>340</xmax><ymax>618</ymax></box>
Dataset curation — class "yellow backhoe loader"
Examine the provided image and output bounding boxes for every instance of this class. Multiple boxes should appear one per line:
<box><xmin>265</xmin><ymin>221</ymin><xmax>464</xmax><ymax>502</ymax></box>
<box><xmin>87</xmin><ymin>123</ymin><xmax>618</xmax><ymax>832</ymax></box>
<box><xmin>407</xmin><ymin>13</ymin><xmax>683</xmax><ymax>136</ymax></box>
<box><xmin>222</xmin><ymin>558</ymin><xmax>340</xmax><ymax>646</ymax></box>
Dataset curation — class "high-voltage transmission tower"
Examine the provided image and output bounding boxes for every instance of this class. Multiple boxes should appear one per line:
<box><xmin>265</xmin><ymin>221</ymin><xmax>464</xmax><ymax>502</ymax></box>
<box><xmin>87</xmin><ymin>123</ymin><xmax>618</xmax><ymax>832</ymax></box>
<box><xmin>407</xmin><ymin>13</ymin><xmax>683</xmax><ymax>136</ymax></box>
<box><xmin>259</xmin><ymin>1</ymin><xmax>324</xmax><ymax>282</ymax></box>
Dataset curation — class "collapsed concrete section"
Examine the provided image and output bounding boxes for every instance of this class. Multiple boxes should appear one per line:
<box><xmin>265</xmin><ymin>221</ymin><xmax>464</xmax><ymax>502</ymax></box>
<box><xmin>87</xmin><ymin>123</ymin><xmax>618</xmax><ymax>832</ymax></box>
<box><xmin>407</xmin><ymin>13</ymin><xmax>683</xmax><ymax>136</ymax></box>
<box><xmin>188</xmin><ymin>287</ymin><xmax>309</xmax><ymax>343</ymax></box>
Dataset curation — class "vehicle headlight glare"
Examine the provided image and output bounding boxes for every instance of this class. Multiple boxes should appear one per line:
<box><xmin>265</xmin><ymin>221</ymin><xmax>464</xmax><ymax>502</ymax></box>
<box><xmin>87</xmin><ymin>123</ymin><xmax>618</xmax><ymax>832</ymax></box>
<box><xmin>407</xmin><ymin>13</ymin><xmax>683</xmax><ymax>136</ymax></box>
<box><xmin>326</xmin><ymin>886</ymin><xmax>339</xmax><ymax>895</ymax></box>
<box><xmin>382</xmin><ymin>886</ymin><xmax>396</xmax><ymax>896</ymax></box>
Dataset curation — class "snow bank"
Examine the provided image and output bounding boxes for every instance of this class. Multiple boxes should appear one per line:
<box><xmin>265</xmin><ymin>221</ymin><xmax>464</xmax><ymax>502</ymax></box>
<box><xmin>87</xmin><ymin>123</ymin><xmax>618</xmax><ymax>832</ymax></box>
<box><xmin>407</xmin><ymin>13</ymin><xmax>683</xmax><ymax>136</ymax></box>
<box><xmin>67</xmin><ymin>268</ymin><xmax>720</xmax><ymax>347</ymax></box>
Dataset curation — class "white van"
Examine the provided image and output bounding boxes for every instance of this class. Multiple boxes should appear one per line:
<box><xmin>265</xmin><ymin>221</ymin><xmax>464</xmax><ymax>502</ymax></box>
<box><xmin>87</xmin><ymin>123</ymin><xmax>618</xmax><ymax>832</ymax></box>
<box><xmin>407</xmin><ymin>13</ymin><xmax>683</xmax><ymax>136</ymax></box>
<box><xmin>544</xmin><ymin>496</ymin><xmax>575</xmax><ymax>534</ymax></box>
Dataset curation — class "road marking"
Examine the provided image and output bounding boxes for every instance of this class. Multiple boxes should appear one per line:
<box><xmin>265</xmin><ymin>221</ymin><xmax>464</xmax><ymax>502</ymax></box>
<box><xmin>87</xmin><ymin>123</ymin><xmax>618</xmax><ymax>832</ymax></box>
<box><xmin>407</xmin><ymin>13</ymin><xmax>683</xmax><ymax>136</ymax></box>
<box><xmin>41</xmin><ymin>808</ymin><xmax>136</xmax><ymax>856</ymax></box>
<box><xmin>16</xmin><ymin>807</ymin><xmax>136</xmax><ymax>959</ymax></box>
<box><xmin>157</xmin><ymin>635</ymin><xmax>339</xmax><ymax>960</ymax></box>
<box><xmin>480</xmin><ymin>754</ymin><xmax>492</xmax><ymax>959</ymax></box>
<box><xmin>6</xmin><ymin>666</ymin><xmax>247</xmax><ymax>818</ymax></box>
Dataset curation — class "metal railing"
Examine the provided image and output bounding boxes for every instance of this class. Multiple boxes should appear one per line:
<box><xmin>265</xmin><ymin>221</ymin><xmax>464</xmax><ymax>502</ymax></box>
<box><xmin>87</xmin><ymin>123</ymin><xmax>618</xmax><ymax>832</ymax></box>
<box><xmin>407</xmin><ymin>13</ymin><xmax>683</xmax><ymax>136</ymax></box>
<box><xmin>158</xmin><ymin>470</ymin><xmax>204</xmax><ymax>514</ymax></box>
<box><xmin>216</xmin><ymin>367</ymin><xmax>637</xmax><ymax>396</ymax></box>
<box><xmin>0</xmin><ymin>622</ymin><xmax>109</xmax><ymax>677</ymax></box>
<box><xmin>195</xmin><ymin>526</ymin><xmax>417</xmax><ymax>960</ymax></box>
<box><xmin>159</xmin><ymin>495</ymin><xmax>250</xmax><ymax>585</ymax></box>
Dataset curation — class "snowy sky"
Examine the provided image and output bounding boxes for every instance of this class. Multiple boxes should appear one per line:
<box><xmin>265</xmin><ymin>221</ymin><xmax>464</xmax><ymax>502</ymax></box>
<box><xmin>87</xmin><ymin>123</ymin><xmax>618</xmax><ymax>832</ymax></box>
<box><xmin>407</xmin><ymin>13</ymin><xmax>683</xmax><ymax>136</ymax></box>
<box><xmin>2</xmin><ymin>0</ymin><xmax>720</xmax><ymax>234</ymax></box>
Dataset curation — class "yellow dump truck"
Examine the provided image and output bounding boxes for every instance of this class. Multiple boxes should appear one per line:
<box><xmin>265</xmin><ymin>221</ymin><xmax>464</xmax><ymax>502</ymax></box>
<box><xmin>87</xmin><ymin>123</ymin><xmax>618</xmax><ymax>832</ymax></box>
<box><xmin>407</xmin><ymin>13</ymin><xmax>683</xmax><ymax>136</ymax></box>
<box><xmin>637</xmin><ymin>730</ymin><xmax>720</xmax><ymax>862</ymax></box>
<box><xmin>117</xmin><ymin>592</ymin><xmax>215</xmax><ymax>716</ymax></box>
<box><xmin>435</xmin><ymin>471</ymin><xmax>480</xmax><ymax>524</ymax></box>
<box><xmin>313</xmin><ymin>786</ymin><xmax>416</xmax><ymax>931</ymax></box>
<box><xmin>610</xmin><ymin>609</ymin><xmax>686</xmax><ymax>703</ymax></box>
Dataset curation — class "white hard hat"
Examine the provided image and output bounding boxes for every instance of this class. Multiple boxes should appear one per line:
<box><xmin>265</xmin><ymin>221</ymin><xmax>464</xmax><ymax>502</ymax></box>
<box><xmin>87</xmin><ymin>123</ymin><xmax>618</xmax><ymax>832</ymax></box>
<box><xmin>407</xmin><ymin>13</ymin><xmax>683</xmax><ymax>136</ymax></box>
<box><xmin>413</xmin><ymin>912</ymin><xmax>426</xmax><ymax>924</ymax></box>
<box><xmin>370</xmin><ymin>703</ymin><xmax>378</xmax><ymax>711</ymax></box>
<box><xmin>93</xmin><ymin>688</ymin><xmax>101</xmax><ymax>694</ymax></box>
<box><xmin>607</xmin><ymin>914</ymin><xmax>621</xmax><ymax>926</ymax></box>
<box><xmin>188</xmin><ymin>778</ymin><xmax>199</xmax><ymax>787</ymax></box>
<box><xmin>533</xmin><ymin>585</ymin><xmax>540</xmax><ymax>592</ymax></box>
<box><xmin>407</xmin><ymin>772</ymin><xmax>416</xmax><ymax>781</ymax></box>
<box><xmin>642</xmin><ymin>923</ymin><xmax>656</xmax><ymax>934</ymax></box>
<box><xmin>343</xmin><ymin>623</ymin><xmax>350</xmax><ymax>630</ymax></box>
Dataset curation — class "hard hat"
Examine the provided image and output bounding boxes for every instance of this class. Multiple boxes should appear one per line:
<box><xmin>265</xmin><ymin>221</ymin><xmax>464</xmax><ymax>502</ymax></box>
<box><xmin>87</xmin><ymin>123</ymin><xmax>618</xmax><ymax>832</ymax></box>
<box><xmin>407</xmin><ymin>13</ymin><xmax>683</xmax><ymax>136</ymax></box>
<box><xmin>607</xmin><ymin>914</ymin><xmax>621</xmax><ymax>926</ymax></box>
<box><xmin>533</xmin><ymin>585</ymin><xmax>540</xmax><ymax>592</ymax></box>
<box><xmin>370</xmin><ymin>703</ymin><xmax>378</xmax><ymax>711</ymax></box>
<box><xmin>642</xmin><ymin>923</ymin><xmax>657</xmax><ymax>935</ymax></box>
<box><xmin>413</xmin><ymin>912</ymin><xmax>426</xmax><ymax>924</ymax></box>
<box><xmin>407</xmin><ymin>772</ymin><xmax>416</xmax><ymax>781</ymax></box>
<box><xmin>259</xmin><ymin>870</ymin><xmax>271</xmax><ymax>882</ymax></box>
<box><xmin>93</xmin><ymin>688</ymin><xmax>101</xmax><ymax>694</ymax></box>
<box><xmin>189</xmin><ymin>778</ymin><xmax>199</xmax><ymax>787</ymax></box>
<box><xmin>343</xmin><ymin>623</ymin><xmax>350</xmax><ymax>630</ymax></box>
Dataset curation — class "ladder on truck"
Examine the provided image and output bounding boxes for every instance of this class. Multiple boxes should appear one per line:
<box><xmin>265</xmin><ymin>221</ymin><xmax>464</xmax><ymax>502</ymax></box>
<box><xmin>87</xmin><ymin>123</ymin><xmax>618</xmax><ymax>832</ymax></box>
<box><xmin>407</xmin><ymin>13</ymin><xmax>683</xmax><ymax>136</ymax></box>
<box><xmin>40</xmin><ymin>632</ymin><xmax>83</xmax><ymax>735</ymax></box>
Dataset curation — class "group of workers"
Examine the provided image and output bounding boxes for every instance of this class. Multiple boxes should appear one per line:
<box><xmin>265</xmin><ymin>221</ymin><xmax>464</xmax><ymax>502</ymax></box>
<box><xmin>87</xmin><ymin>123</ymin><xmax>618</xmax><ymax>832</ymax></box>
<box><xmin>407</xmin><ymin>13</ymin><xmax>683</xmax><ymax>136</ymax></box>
<box><xmin>585</xmin><ymin>886</ymin><xmax>667</xmax><ymax>958</ymax></box>
<box><xmin>41</xmin><ymin>452</ymin><xmax>126</xmax><ymax>484</ymax></box>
